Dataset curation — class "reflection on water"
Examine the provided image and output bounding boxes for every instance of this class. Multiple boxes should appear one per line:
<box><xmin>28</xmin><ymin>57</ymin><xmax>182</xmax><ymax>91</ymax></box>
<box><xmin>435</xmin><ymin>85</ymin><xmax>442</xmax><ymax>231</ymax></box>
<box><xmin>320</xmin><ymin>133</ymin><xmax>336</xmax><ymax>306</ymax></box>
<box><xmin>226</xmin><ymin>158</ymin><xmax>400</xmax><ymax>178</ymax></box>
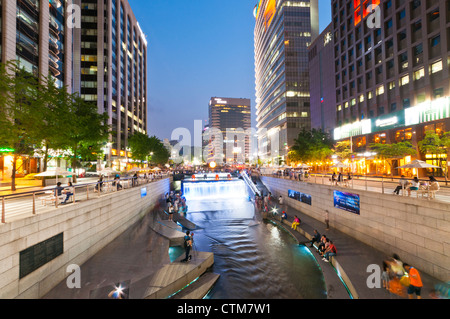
<box><xmin>185</xmin><ymin>198</ymin><xmax>327</xmax><ymax>299</ymax></box>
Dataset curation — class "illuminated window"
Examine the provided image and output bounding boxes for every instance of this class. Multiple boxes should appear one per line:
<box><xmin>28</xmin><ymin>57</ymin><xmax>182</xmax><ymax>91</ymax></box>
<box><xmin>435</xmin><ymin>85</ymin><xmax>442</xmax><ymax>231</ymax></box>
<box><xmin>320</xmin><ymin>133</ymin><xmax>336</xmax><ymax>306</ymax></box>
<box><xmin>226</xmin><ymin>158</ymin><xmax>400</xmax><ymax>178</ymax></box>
<box><xmin>400</xmin><ymin>75</ymin><xmax>410</xmax><ymax>86</ymax></box>
<box><xmin>430</xmin><ymin>60</ymin><xmax>443</xmax><ymax>74</ymax></box>
<box><xmin>413</xmin><ymin>68</ymin><xmax>425</xmax><ymax>81</ymax></box>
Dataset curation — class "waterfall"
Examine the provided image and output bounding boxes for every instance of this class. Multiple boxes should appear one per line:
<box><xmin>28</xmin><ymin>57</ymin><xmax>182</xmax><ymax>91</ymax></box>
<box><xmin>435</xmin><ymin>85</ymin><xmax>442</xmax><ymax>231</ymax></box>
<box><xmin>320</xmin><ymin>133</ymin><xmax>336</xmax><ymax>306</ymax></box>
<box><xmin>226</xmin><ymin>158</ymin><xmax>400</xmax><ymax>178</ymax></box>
<box><xmin>182</xmin><ymin>180</ymin><xmax>248</xmax><ymax>201</ymax></box>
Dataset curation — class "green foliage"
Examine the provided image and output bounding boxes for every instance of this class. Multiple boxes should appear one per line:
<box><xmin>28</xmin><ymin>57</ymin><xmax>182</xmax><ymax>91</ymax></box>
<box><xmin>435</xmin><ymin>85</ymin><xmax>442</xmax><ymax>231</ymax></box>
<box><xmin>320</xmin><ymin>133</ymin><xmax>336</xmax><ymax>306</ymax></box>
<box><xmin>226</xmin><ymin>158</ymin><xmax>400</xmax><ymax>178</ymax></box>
<box><xmin>128</xmin><ymin>133</ymin><xmax>170</xmax><ymax>165</ymax></box>
<box><xmin>333</xmin><ymin>140</ymin><xmax>354</xmax><ymax>161</ymax></box>
<box><xmin>418</xmin><ymin>131</ymin><xmax>450</xmax><ymax>155</ymax></box>
<box><xmin>370</xmin><ymin>141</ymin><xmax>417</xmax><ymax>160</ymax></box>
<box><xmin>288</xmin><ymin>128</ymin><xmax>334</xmax><ymax>163</ymax></box>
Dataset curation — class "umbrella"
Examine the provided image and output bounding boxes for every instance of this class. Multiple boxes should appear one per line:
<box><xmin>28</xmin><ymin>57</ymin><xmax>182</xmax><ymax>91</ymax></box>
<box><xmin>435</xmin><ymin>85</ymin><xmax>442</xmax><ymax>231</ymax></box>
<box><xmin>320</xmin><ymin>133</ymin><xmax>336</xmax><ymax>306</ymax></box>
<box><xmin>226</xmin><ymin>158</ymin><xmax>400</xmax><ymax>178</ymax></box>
<box><xmin>396</xmin><ymin>160</ymin><xmax>441</xmax><ymax>178</ymax></box>
<box><xmin>396</xmin><ymin>160</ymin><xmax>441</xmax><ymax>169</ymax></box>
<box><xmin>151</xmin><ymin>167</ymin><xmax>161</xmax><ymax>171</ymax></box>
<box><xmin>35</xmin><ymin>168</ymin><xmax>73</xmax><ymax>185</ymax></box>
<box><xmin>97</xmin><ymin>168</ymin><xmax>120</xmax><ymax>176</ymax></box>
<box><xmin>128</xmin><ymin>167</ymin><xmax>142</xmax><ymax>173</ymax></box>
<box><xmin>297</xmin><ymin>164</ymin><xmax>311</xmax><ymax>169</ymax></box>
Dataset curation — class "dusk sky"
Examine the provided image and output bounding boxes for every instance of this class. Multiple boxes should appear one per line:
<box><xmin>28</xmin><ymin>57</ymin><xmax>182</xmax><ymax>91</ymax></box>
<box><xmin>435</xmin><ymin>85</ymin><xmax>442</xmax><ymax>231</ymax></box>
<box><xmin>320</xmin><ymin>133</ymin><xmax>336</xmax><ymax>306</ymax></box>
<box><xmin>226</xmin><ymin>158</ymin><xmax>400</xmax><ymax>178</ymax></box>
<box><xmin>129</xmin><ymin>0</ymin><xmax>332</xmax><ymax>141</ymax></box>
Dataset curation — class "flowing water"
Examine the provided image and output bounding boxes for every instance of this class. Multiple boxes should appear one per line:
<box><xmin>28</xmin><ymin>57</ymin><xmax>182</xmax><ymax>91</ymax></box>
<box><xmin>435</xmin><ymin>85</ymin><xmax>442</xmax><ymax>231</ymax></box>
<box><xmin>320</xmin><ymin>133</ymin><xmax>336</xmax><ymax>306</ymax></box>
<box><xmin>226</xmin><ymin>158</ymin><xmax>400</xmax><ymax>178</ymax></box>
<box><xmin>181</xmin><ymin>179</ymin><xmax>327</xmax><ymax>299</ymax></box>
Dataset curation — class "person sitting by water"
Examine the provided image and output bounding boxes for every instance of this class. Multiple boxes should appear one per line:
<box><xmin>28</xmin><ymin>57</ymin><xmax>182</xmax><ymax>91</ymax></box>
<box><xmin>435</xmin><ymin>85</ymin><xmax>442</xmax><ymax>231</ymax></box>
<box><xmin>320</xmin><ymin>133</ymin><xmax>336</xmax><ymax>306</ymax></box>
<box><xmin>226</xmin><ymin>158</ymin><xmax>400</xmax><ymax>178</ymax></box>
<box><xmin>407</xmin><ymin>177</ymin><xmax>420</xmax><ymax>196</ymax></box>
<box><xmin>310</xmin><ymin>229</ymin><xmax>321</xmax><ymax>248</ymax></box>
<box><xmin>322</xmin><ymin>240</ymin><xmax>337</xmax><ymax>263</ymax></box>
<box><xmin>281</xmin><ymin>211</ymin><xmax>287</xmax><ymax>220</ymax></box>
<box><xmin>291</xmin><ymin>215</ymin><xmax>301</xmax><ymax>231</ymax></box>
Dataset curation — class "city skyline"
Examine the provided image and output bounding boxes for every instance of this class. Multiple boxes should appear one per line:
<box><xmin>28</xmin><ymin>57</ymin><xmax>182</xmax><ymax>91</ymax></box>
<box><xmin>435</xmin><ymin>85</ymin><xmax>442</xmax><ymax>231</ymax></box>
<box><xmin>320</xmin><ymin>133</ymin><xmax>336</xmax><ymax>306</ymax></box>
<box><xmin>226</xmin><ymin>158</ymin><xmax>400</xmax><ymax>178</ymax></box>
<box><xmin>129</xmin><ymin>0</ymin><xmax>332</xmax><ymax>141</ymax></box>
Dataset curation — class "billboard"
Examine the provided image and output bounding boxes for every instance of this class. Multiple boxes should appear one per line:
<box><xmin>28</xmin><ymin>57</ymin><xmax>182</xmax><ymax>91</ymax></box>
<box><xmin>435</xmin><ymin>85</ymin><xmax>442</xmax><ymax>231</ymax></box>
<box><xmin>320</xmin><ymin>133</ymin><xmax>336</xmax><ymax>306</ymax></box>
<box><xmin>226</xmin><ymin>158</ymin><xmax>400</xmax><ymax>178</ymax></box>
<box><xmin>288</xmin><ymin>189</ymin><xmax>312</xmax><ymax>206</ymax></box>
<box><xmin>334</xmin><ymin>191</ymin><xmax>360</xmax><ymax>215</ymax></box>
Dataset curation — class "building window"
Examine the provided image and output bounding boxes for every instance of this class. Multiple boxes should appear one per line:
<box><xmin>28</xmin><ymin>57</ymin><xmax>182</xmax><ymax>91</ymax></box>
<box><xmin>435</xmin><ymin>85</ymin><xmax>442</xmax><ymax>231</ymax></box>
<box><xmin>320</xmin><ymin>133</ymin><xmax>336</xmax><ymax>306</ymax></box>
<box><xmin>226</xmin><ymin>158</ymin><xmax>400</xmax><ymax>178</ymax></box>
<box><xmin>413</xmin><ymin>68</ymin><xmax>425</xmax><ymax>80</ymax></box>
<box><xmin>430</xmin><ymin>60</ymin><xmax>443</xmax><ymax>74</ymax></box>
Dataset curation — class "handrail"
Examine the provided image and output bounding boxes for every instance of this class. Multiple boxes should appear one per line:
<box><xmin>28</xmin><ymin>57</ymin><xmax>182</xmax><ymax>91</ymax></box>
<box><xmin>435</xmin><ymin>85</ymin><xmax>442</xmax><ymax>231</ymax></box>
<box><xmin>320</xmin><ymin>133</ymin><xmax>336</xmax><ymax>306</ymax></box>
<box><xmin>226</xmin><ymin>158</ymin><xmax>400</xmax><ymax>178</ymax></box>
<box><xmin>241</xmin><ymin>171</ymin><xmax>261</xmax><ymax>196</ymax></box>
<box><xmin>0</xmin><ymin>175</ymin><xmax>170</xmax><ymax>224</ymax></box>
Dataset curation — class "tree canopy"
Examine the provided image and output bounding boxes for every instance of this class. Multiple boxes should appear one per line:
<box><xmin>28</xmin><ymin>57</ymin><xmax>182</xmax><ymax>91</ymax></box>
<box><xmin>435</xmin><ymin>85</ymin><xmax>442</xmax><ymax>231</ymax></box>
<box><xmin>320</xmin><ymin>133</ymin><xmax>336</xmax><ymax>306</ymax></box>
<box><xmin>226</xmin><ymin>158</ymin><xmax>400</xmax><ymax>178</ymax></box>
<box><xmin>288</xmin><ymin>128</ymin><xmax>334</xmax><ymax>163</ymax></box>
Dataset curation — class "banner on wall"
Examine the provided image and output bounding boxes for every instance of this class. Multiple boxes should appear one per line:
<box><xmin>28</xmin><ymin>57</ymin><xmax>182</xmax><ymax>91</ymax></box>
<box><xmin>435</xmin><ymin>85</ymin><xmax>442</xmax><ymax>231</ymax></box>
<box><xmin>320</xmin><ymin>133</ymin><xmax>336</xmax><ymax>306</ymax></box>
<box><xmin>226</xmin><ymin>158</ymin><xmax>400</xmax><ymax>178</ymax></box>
<box><xmin>288</xmin><ymin>189</ymin><xmax>312</xmax><ymax>206</ymax></box>
<box><xmin>333</xmin><ymin>190</ymin><xmax>360</xmax><ymax>215</ymax></box>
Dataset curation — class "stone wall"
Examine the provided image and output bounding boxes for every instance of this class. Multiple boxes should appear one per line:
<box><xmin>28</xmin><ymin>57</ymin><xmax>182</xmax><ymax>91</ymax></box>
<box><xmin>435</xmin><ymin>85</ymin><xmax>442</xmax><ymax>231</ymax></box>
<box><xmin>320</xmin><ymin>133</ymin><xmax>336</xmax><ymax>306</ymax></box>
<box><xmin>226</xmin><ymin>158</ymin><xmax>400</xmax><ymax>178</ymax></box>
<box><xmin>261</xmin><ymin>176</ymin><xmax>450</xmax><ymax>282</ymax></box>
<box><xmin>0</xmin><ymin>178</ymin><xmax>170</xmax><ymax>299</ymax></box>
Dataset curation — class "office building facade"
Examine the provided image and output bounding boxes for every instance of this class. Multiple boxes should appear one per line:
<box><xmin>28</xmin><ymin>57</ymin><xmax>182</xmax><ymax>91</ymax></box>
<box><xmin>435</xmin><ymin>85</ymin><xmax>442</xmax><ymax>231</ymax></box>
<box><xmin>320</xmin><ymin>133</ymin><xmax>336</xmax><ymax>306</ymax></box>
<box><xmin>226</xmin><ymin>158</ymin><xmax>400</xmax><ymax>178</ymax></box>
<box><xmin>1</xmin><ymin>0</ymin><xmax>73</xmax><ymax>88</ymax></box>
<box><xmin>331</xmin><ymin>0</ymin><xmax>450</xmax><ymax>176</ymax></box>
<box><xmin>207</xmin><ymin>97</ymin><xmax>251</xmax><ymax>165</ymax></box>
<box><xmin>73</xmin><ymin>0</ymin><xmax>148</xmax><ymax>170</ymax></box>
<box><xmin>308</xmin><ymin>23</ymin><xmax>337</xmax><ymax>133</ymax></box>
<box><xmin>0</xmin><ymin>0</ymin><xmax>74</xmax><ymax>180</ymax></box>
<box><xmin>254</xmin><ymin>0</ymin><xmax>319</xmax><ymax>164</ymax></box>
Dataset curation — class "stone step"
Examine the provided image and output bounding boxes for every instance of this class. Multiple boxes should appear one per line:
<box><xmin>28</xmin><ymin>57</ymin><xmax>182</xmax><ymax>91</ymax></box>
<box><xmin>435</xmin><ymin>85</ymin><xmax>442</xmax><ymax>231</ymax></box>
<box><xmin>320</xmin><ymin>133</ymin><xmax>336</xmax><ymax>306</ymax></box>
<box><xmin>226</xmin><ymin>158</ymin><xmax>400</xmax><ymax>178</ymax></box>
<box><xmin>170</xmin><ymin>272</ymin><xmax>220</xmax><ymax>299</ymax></box>
<box><xmin>142</xmin><ymin>251</ymin><xmax>214</xmax><ymax>299</ymax></box>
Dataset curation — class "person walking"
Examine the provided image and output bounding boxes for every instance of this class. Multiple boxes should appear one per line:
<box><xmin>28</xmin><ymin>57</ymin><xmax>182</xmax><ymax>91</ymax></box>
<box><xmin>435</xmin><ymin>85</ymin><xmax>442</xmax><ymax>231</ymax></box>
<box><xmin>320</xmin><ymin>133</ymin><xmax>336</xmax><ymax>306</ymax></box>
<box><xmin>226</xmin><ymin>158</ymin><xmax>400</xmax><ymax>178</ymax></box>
<box><xmin>325</xmin><ymin>210</ymin><xmax>330</xmax><ymax>230</ymax></box>
<box><xmin>181</xmin><ymin>231</ymin><xmax>192</xmax><ymax>262</ymax></box>
<box><xmin>403</xmin><ymin>263</ymin><xmax>423</xmax><ymax>299</ymax></box>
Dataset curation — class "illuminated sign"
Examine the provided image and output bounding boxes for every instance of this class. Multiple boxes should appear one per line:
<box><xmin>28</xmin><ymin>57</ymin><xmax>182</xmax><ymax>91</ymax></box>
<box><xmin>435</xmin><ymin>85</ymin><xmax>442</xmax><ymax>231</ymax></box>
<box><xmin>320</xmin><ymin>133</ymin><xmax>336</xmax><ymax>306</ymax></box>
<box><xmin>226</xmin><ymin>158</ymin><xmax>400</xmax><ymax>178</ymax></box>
<box><xmin>0</xmin><ymin>147</ymin><xmax>14</xmax><ymax>153</ymax></box>
<box><xmin>376</xmin><ymin>116</ymin><xmax>398</xmax><ymax>128</ymax></box>
<box><xmin>254</xmin><ymin>0</ymin><xmax>276</xmax><ymax>30</ymax></box>
<box><xmin>215</xmin><ymin>98</ymin><xmax>228</xmax><ymax>104</ymax></box>
<box><xmin>334</xmin><ymin>119</ymin><xmax>372</xmax><ymax>140</ymax></box>
<box><xmin>263</xmin><ymin>0</ymin><xmax>276</xmax><ymax>30</ymax></box>
<box><xmin>405</xmin><ymin>97</ymin><xmax>450</xmax><ymax>126</ymax></box>
<box><xmin>354</xmin><ymin>0</ymin><xmax>380</xmax><ymax>26</ymax></box>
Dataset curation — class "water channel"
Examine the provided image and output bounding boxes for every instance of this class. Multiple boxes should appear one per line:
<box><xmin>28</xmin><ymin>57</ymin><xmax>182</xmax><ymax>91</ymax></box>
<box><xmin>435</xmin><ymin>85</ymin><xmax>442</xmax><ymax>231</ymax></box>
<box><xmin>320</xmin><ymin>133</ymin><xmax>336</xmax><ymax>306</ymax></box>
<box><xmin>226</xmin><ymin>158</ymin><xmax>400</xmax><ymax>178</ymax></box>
<box><xmin>179</xmin><ymin>179</ymin><xmax>327</xmax><ymax>299</ymax></box>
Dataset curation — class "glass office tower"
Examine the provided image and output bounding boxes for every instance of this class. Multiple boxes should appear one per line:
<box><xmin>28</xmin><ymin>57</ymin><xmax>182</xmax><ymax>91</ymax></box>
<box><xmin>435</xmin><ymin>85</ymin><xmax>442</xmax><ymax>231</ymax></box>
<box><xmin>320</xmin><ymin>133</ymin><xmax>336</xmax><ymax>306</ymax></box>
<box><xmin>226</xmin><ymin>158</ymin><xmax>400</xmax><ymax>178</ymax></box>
<box><xmin>254</xmin><ymin>0</ymin><xmax>319</xmax><ymax>164</ymax></box>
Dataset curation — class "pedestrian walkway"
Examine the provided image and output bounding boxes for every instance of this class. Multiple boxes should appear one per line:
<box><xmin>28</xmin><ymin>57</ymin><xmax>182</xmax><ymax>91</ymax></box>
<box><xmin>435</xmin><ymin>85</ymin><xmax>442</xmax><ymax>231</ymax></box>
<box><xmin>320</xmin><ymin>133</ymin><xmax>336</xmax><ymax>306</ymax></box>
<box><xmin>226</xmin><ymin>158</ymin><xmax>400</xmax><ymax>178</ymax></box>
<box><xmin>262</xmin><ymin>197</ymin><xmax>442</xmax><ymax>299</ymax></box>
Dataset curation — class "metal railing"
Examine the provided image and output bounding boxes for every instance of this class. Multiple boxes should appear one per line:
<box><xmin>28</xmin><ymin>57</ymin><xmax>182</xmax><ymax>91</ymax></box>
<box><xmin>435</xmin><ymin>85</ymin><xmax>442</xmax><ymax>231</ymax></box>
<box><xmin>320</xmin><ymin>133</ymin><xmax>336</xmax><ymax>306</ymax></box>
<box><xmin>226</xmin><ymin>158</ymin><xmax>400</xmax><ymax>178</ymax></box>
<box><xmin>260</xmin><ymin>172</ymin><xmax>450</xmax><ymax>202</ymax></box>
<box><xmin>0</xmin><ymin>174</ymin><xmax>170</xmax><ymax>224</ymax></box>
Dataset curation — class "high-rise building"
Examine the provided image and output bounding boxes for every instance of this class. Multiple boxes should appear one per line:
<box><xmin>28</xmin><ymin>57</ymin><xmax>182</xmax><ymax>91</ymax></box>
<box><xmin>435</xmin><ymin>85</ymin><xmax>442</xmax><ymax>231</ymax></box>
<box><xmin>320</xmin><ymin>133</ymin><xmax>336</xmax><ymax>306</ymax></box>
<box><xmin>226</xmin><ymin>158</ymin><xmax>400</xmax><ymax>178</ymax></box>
<box><xmin>73</xmin><ymin>0</ymin><xmax>148</xmax><ymax>170</ymax></box>
<box><xmin>0</xmin><ymin>0</ymin><xmax>74</xmax><ymax>179</ymax></box>
<box><xmin>1</xmin><ymin>0</ymin><xmax>73</xmax><ymax>89</ymax></box>
<box><xmin>207</xmin><ymin>97</ymin><xmax>251</xmax><ymax>165</ymax></box>
<box><xmin>254</xmin><ymin>0</ymin><xmax>319</xmax><ymax>164</ymax></box>
<box><xmin>308</xmin><ymin>23</ymin><xmax>337</xmax><ymax>133</ymax></box>
<box><xmin>331</xmin><ymin>0</ymin><xmax>450</xmax><ymax>176</ymax></box>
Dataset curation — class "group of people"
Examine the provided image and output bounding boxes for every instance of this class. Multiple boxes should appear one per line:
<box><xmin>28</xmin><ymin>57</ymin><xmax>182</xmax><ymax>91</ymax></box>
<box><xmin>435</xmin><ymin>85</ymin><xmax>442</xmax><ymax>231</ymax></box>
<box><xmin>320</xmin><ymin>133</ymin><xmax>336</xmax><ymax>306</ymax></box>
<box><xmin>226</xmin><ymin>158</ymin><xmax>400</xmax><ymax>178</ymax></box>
<box><xmin>382</xmin><ymin>254</ymin><xmax>423</xmax><ymax>299</ymax></box>
<box><xmin>275</xmin><ymin>169</ymin><xmax>310</xmax><ymax>181</ymax></box>
<box><xmin>394</xmin><ymin>175</ymin><xmax>440</xmax><ymax>197</ymax></box>
<box><xmin>55</xmin><ymin>182</ymin><xmax>74</xmax><ymax>204</ymax></box>
<box><xmin>310</xmin><ymin>231</ymin><xmax>337</xmax><ymax>263</ymax></box>
<box><xmin>255</xmin><ymin>192</ymin><xmax>272</xmax><ymax>213</ymax></box>
<box><xmin>165</xmin><ymin>191</ymin><xmax>188</xmax><ymax>221</ymax></box>
<box><xmin>331</xmin><ymin>172</ymin><xmax>352</xmax><ymax>186</ymax></box>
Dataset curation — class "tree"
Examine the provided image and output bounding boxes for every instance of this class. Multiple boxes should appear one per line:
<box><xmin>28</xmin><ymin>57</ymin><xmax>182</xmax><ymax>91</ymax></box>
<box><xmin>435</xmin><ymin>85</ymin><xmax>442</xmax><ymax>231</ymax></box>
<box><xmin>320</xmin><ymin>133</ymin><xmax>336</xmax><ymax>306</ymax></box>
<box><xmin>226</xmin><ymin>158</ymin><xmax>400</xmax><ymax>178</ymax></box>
<box><xmin>128</xmin><ymin>132</ymin><xmax>153</xmax><ymax>163</ymax></box>
<box><xmin>148</xmin><ymin>136</ymin><xmax>170</xmax><ymax>166</ymax></box>
<box><xmin>418</xmin><ymin>130</ymin><xmax>450</xmax><ymax>182</ymax></box>
<box><xmin>333</xmin><ymin>140</ymin><xmax>354</xmax><ymax>161</ymax></box>
<box><xmin>369</xmin><ymin>141</ymin><xmax>417</xmax><ymax>178</ymax></box>
<box><xmin>128</xmin><ymin>133</ymin><xmax>170</xmax><ymax>166</ymax></box>
<box><xmin>30</xmin><ymin>76</ymin><xmax>71</xmax><ymax>172</ymax></box>
<box><xmin>288</xmin><ymin>128</ymin><xmax>334</xmax><ymax>164</ymax></box>
<box><xmin>0</xmin><ymin>61</ymin><xmax>43</xmax><ymax>191</ymax></box>
<box><xmin>60</xmin><ymin>94</ymin><xmax>110</xmax><ymax>182</ymax></box>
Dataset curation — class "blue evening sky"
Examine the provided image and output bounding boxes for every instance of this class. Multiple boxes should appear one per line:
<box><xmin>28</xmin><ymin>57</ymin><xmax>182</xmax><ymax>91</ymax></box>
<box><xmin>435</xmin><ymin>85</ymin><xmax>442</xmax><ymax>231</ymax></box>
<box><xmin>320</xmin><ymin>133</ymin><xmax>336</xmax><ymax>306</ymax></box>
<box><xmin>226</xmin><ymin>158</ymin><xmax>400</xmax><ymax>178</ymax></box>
<box><xmin>129</xmin><ymin>0</ymin><xmax>332</xmax><ymax>141</ymax></box>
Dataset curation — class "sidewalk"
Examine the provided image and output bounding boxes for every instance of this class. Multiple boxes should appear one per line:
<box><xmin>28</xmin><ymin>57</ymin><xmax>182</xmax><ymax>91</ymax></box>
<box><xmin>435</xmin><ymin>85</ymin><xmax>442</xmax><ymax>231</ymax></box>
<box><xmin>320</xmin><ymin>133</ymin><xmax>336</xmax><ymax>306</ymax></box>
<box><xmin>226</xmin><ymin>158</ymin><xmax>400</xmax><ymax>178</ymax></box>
<box><xmin>262</xmin><ymin>197</ymin><xmax>442</xmax><ymax>299</ymax></box>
